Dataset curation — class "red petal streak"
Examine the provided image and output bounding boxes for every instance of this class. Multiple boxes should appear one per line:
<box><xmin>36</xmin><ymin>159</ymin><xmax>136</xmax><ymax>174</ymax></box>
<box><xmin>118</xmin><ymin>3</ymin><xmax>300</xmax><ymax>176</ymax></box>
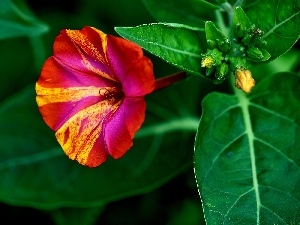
<box><xmin>122</xmin><ymin>57</ymin><xmax>155</xmax><ymax>96</ymax></box>
<box><xmin>85</xmin><ymin>136</ymin><xmax>108</xmax><ymax>167</ymax></box>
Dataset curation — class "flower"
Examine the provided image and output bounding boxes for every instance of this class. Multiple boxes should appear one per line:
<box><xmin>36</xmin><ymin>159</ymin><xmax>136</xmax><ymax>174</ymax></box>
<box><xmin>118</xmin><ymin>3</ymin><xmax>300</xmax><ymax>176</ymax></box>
<box><xmin>234</xmin><ymin>69</ymin><xmax>255</xmax><ymax>93</ymax></box>
<box><xmin>36</xmin><ymin>26</ymin><xmax>155</xmax><ymax>167</ymax></box>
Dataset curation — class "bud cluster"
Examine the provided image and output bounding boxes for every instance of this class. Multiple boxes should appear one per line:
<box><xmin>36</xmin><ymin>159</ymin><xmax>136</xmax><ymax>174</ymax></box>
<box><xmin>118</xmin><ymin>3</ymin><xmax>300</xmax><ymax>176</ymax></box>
<box><xmin>201</xmin><ymin>21</ymin><xmax>231</xmax><ymax>84</ymax></box>
<box><xmin>200</xmin><ymin>6</ymin><xmax>271</xmax><ymax>92</ymax></box>
<box><xmin>233</xmin><ymin>7</ymin><xmax>270</xmax><ymax>62</ymax></box>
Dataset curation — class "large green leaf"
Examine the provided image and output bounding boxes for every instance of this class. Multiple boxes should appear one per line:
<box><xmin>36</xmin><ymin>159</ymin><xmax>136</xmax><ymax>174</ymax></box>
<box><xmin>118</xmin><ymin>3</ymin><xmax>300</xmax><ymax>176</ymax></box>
<box><xmin>194</xmin><ymin>72</ymin><xmax>300</xmax><ymax>224</ymax></box>
<box><xmin>142</xmin><ymin>0</ymin><xmax>219</xmax><ymax>27</ymax></box>
<box><xmin>0</xmin><ymin>0</ymin><xmax>48</xmax><ymax>39</ymax></box>
<box><xmin>115</xmin><ymin>23</ymin><xmax>206</xmax><ymax>76</ymax></box>
<box><xmin>0</xmin><ymin>76</ymin><xmax>206</xmax><ymax>209</ymax></box>
<box><xmin>51</xmin><ymin>206</ymin><xmax>104</xmax><ymax>225</ymax></box>
<box><xmin>242</xmin><ymin>0</ymin><xmax>300</xmax><ymax>60</ymax></box>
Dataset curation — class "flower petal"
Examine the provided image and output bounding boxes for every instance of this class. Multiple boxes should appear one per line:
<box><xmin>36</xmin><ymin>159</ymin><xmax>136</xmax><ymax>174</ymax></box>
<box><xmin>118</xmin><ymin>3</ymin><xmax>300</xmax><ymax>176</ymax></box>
<box><xmin>38</xmin><ymin>56</ymin><xmax>117</xmax><ymax>89</ymax></box>
<box><xmin>53</xmin><ymin>27</ymin><xmax>117</xmax><ymax>82</ymax></box>
<box><xmin>55</xmin><ymin>99</ymin><xmax>120</xmax><ymax>167</ymax></box>
<box><xmin>104</xmin><ymin>97</ymin><xmax>146</xmax><ymax>158</ymax></box>
<box><xmin>36</xmin><ymin>56</ymin><xmax>120</xmax><ymax>130</ymax></box>
<box><xmin>106</xmin><ymin>35</ymin><xmax>155</xmax><ymax>96</ymax></box>
<box><xmin>122</xmin><ymin>56</ymin><xmax>155</xmax><ymax>96</ymax></box>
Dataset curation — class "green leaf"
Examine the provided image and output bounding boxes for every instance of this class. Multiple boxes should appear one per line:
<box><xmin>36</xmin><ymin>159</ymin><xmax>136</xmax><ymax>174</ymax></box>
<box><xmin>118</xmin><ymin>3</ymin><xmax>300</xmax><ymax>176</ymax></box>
<box><xmin>243</xmin><ymin>0</ymin><xmax>300</xmax><ymax>60</ymax></box>
<box><xmin>205</xmin><ymin>21</ymin><xmax>231</xmax><ymax>51</ymax></box>
<box><xmin>246</xmin><ymin>46</ymin><xmax>271</xmax><ymax>62</ymax></box>
<box><xmin>115</xmin><ymin>23</ymin><xmax>206</xmax><ymax>76</ymax></box>
<box><xmin>51</xmin><ymin>206</ymin><xmax>104</xmax><ymax>225</ymax></box>
<box><xmin>258</xmin><ymin>48</ymin><xmax>271</xmax><ymax>61</ymax></box>
<box><xmin>0</xmin><ymin>77</ymin><xmax>205</xmax><ymax>209</ymax></box>
<box><xmin>142</xmin><ymin>0</ymin><xmax>219</xmax><ymax>27</ymax></box>
<box><xmin>232</xmin><ymin>6</ymin><xmax>251</xmax><ymax>37</ymax></box>
<box><xmin>194</xmin><ymin>72</ymin><xmax>300</xmax><ymax>224</ymax></box>
<box><xmin>0</xmin><ymin>0</ymin><xmax>48</xmax><ymax>39</ymax></box>
<box><xmin>0</xmin><ymin>37</ymin><xmax>37</xmax><ymax>101</ymax></box>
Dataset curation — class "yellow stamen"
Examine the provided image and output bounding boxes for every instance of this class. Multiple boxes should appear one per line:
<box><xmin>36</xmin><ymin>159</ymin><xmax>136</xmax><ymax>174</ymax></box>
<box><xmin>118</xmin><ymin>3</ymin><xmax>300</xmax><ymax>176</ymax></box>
<box><xmin>201</xmin><ymin>56</ymin><xmax>214</xmax><ymax>68</ymax></box>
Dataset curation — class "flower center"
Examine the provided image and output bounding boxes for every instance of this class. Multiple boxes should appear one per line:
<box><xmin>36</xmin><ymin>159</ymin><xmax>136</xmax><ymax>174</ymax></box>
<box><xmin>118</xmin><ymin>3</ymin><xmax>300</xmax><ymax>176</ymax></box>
<box><xmin>99</xmin><ymin>86</ymin><xmax>124</xmax><ymax>102</ymax></box>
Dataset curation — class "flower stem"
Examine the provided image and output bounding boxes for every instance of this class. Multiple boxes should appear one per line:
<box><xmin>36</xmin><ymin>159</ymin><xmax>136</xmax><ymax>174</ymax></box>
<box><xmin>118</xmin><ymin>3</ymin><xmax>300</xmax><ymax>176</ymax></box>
<box><xmin>154</xmin><ymin>71</ymin><xmax>187</xmax><ymax>91</ymax></box>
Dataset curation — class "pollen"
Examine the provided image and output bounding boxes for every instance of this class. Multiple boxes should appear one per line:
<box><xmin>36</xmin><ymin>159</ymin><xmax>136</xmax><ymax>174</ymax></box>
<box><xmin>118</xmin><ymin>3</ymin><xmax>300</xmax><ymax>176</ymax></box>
<box><xmin>201</xmin><ymin>56</ymin><xmax>214</xmax><ymax>68</ymax></box>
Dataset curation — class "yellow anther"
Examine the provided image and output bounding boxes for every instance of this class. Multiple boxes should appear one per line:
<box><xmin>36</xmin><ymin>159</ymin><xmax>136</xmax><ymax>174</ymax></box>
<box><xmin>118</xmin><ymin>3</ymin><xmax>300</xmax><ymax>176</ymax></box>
<box><xmin>201</xmin><ymin>56</ymin><xmax>214</xmax><ymax>68</ymax></box>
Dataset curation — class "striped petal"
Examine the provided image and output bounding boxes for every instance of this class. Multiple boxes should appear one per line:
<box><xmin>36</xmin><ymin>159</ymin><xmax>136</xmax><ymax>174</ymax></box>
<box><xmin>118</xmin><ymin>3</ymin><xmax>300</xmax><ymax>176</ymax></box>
<box><xmin>55</xmin><ymin>98</ymin><xmax>121</xmax><ymax>167</ymax></box>
<box><xmin>36</xmin><ymin>26</ymin><xmax>155</xmax><ymax>167</ymax></box>
<box><xmin>53</xmin><ymin>27</ymin><xmax>117</xmax><ymax>82</ymax></box>
<box><xmin>36</xmin><ymin>56</ymin><xmax>120</xmax><ymax>131</ymax></box>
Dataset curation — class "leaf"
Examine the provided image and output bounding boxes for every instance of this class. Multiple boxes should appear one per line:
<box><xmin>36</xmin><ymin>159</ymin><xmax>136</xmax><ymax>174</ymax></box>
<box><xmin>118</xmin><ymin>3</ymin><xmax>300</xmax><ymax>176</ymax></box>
<box><xmin>142</xmin><ymin>0</ymin><xmax>219</xmax><ymax>27</ymax></box>
<box><xmin>243</xmin><ymin>0</ymin><xmax>300</xmax><ymax>60</ymax></box>
<box><xmin>205</xmin><ymin>21</ymin><xmax>231</xmax><ymax>51</ymax></box>
<box><xmin>115</xmin><ymin>23</ymin><xmax>206</xmax><ymax>76</ymax></box>
<box><xmin>51</xmin><ymin>206</ymin><xmax>104</xmax><ymax>225</ymax></box>
<box><xmin>205</xmin><ymin>21</ymin><xmax>227</xmax><ymax>42</ymax></box>
<box><xmin>194</xmin><ymin>72</ymin><xmax>300</xmax><ymax>224</ymax></box>
<box><xmin>0</xmin><ymin>37</ymin><xmax>37</xmax><ymax>102</ymax></box>
<box><xmin>257</xmin><ymin>48</ymin><xmax>271</xmax><ymax>61</ymax></box>
<box><xmin>232</xmin><ymin>6</ymin><xmax>252</xmax><ymax>38</ymax></box>
<box><xmin>0</xmin><ymin>0</ymin><xmax>48</xmax><ymax>39</ymax></box>
<box><xmin>233</xmin><ymin>6</ymin><xmax>251</xmax><ymax>30</ymax></box>
<box><xmin>0</xmin><ymin>76</ymin><xmax>205</xmax><ymax>209</ymax></box>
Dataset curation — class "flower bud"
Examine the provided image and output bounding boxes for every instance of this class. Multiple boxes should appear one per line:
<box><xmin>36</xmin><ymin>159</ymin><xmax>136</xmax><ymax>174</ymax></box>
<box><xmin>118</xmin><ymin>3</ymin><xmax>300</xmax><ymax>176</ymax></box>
<box><xmin>206</xmin><ymin>67</ymin><xmax>215</xmax><ymax>77</ymax></box>
<box><xmin>218</xmin><ymin>38</ymin><xmax>231</xmax><ymax>52</ymax></box>
<box><xmin>247</xmin><ymin>47</ymin><xmax>264</xmax><ymax>60</ymax></box>
<box><xmin>207</xmin><ymin>39</ymin><xmax>217</xmax><ymax>49</ymax></box>
<box><xmin>234</xmin><ymin>23</ymin><xmax>245</xmax><ymax>39</ymax></box>
<box><xmin>216</xmin><ymin>63</ymin><xmax>229</xmax><ymax>80</ymax></box>
<box><xmin>201</xmin><ymin>48</ymin><xmax>223</xmax><ymax>68</ymax></box>
<box><xmin>234</xmin><ymin>69</ymin><xmax>255</xmax><ymax>93</ymax></box>
<box><xmin>241</xmin><ymin>34</ymin><xmax>252</xmax><ymax>46</ymax></box>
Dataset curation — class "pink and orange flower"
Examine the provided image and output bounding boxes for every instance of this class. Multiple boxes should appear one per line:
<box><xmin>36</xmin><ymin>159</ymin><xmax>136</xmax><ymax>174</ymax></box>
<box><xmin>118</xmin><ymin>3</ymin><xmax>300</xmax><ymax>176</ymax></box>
<box><xmin>36</xmin><ymin>26</ymin><xmax>155</xmax><ymax>167</ymax></box>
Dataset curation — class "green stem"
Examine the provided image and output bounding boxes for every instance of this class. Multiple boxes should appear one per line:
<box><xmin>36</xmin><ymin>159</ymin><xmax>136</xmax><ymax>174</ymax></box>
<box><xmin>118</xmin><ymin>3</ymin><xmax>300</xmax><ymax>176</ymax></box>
<box><xmin>233</xmin><ymin>0</ymin><xmax>245</xmax><ymax>8</ymax></box>
<box><xmin>215</xmin><ymin>6</ymin><xmax>229</xmax><ymax>36</ymax></box>
<box><xmin>154</xmin><ymin>71</ymin><xmax>187</xmax><ymax>91</ymax></box>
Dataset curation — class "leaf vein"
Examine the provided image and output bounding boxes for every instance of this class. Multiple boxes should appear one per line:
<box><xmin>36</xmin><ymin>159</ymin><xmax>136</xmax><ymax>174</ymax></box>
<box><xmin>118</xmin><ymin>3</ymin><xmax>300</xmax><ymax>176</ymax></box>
<box><xmin>128</xmin><ymin>35</ymin><xmax>202</xmax><ymax>58</ymax></box>
<box><xmin>263</xmin><ymin>3</ymin><xmax>300</xmax><ymax>38</ymax></box>
<box><xmin>249</xmin><ymin>102</ymin><xmax>296</xmax><ymax>124</ymax></box>
<box><xmin>202</xmin><ymin>132</ymin><xmax>246</xmax><ymax>187</ymax></box>
<box><xmin>254</xmin><ymin>137</ymin><xmax>300</xmax><ymax>170</ymax></box>
<box><xmin>222</xmin><ymin>188</ymin><xmax>254</xmax><ymax>224</ymax></box>
<box><xmin>259</xmin><ymin>184</ymin><xmax>300</xmax><ymax>202</ymax></box>
<box><xmin>260</xmin><ymin>204</ymin><xmax>289</xmax><ymax>224</ymax></box>
<box><xmin>0</xmin><ymin>148</ymin><xmax>63</xmax><ymax>169</ymax></box>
